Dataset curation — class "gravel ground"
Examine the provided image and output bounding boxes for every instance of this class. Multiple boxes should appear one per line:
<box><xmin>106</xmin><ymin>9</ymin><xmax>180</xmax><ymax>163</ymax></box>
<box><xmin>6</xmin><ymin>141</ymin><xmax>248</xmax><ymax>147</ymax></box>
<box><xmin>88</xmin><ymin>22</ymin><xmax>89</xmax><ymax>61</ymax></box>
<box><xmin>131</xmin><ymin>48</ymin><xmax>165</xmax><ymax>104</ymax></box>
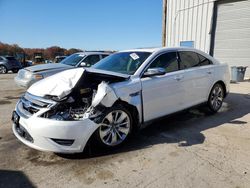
<box><xmin>0</xmin><ymin>73</ymin><xmax>250</xmax><ymax>188</ymax></box>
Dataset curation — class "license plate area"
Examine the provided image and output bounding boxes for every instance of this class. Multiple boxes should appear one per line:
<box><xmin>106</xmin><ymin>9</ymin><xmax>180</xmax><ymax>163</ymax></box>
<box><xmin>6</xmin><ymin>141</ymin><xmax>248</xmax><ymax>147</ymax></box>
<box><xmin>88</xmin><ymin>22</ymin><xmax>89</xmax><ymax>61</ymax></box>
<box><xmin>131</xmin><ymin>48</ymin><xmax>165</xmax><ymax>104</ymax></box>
<box><xmin>12</xmin><ymin>111</ymin><xmax>33</xmax><ymax>143</ymax></box>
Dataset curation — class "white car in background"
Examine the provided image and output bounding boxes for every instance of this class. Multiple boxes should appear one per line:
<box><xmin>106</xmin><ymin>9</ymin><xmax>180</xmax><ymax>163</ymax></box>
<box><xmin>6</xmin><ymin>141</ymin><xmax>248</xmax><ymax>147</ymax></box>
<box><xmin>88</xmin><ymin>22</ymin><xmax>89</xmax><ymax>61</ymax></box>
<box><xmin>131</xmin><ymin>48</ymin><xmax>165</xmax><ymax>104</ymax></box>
<box><xmin>15</xmin><ymin>51</ymin><xmax>111</xmax><ymax>88</ymax></box>
<box><xmin>12</xmin><ymin>47</ymin><xmax>230</xmax><ymax>153</ymax></box>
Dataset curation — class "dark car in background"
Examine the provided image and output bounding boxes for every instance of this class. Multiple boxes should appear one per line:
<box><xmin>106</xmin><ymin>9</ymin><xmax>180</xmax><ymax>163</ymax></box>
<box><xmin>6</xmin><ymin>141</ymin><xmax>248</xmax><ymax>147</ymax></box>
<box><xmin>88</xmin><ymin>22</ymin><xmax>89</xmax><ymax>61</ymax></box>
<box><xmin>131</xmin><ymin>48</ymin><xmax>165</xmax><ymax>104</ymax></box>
<box><xmin>0</xmin><ymin>56</ymin><xmax>22</xmax><ymax>74</ymax></box>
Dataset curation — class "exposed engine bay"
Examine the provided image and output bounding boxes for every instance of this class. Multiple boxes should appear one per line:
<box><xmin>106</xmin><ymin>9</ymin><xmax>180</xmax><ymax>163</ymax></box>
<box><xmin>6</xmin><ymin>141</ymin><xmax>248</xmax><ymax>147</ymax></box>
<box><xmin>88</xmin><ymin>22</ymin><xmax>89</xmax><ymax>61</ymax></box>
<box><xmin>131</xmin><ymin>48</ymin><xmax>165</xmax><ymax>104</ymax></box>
<box><xmin>38</xmin><ymin>68</ymin><xmax>129</xmax><ymax>121</ymax></box>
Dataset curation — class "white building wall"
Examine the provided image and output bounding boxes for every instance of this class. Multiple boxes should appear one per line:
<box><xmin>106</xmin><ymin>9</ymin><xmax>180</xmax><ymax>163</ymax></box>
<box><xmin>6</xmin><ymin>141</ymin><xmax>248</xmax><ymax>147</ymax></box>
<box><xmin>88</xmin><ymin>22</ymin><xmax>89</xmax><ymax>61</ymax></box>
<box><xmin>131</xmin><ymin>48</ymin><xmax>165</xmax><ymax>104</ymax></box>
<box><xmin>166</xmin><ymin>0</ymin><xmax>215</xmax><ymax>54</ymax></box>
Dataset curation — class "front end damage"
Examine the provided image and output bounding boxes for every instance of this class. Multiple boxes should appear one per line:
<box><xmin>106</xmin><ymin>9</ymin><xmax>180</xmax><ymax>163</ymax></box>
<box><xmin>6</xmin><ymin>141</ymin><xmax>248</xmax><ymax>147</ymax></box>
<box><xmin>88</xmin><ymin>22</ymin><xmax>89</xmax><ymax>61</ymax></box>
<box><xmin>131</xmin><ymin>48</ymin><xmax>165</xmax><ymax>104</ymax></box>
<box><xmin>40</xmin><ymin>81</ymin><xmax>120</xmax><ymax>122</ymax></box>
<box><xmin>35</xmin><ymin>68</ymin><xmax>130</xmax><ymax>122</ymax></box>
<box><xmin>13</xmin><ymin>68</ymin><xmax>141</xmax><ymax>153</ymax></box>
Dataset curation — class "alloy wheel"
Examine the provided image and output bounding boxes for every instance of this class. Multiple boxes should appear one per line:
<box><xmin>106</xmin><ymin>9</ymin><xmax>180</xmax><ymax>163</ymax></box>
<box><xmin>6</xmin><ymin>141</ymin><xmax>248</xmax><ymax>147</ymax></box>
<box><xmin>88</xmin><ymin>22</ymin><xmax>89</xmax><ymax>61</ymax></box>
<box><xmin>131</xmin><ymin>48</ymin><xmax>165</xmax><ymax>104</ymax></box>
<box><xmin>99</xmin><ymin>110</ymin><xmax>131</xmax><ymax>146</ymax></box>
<box><xmin>0</xmin><ymin>66</ymin><xmax>7</xmax><ymax>74</ymax></box>
<box><xmin>210</xmin><ymin>85</ymin><xmax>223</xmax><ymax>111</ymax></box>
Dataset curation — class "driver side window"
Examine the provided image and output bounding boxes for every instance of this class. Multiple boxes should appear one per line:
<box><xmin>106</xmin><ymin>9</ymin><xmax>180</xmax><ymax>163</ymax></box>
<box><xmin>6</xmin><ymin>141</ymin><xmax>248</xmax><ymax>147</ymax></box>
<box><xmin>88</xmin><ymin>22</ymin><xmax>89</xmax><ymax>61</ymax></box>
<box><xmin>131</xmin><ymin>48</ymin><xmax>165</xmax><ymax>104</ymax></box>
<box><xmin>83</xmin><ymin>55</ymin><xmax>100</xmax><ymax>67</ymax></box>
<box><xmin>148</xmin><ymin>52</ymin><xmax>179</xmax><ymax>73</ymax></box>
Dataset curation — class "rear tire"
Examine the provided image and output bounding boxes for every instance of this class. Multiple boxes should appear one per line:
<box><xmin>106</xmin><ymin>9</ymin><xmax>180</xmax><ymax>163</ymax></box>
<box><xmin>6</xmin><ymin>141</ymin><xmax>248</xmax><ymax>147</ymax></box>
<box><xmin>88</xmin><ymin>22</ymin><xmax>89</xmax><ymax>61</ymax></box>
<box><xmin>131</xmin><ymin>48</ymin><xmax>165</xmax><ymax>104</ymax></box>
<box><xmin>94</xmin><ymin>105</ymin><xmax>133</xmax><ymax>148</ymax></box>
<box><xmin>207</xmin><ymin>83</ymin><xmax>224</xmax><ymax>113</ymax></box>
<box><xmin>0</xmin><ymin>65</ymin><xmax>7</xmax><ymax>74</ymax></box>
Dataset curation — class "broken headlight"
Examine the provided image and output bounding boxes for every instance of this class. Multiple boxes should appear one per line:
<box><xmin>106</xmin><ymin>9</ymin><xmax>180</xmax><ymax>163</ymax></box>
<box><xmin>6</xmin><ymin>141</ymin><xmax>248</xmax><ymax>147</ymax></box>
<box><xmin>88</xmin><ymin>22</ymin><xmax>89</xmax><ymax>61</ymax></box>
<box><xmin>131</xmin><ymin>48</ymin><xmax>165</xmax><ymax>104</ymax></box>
<box><xmin>41</xmin><ymin>97</ymin><xmax>91</xmax><ymax>121</ymax></box>
<box><xmin>47</xmin><ymin>107</ymin><xmax>88</xmax><ymax>121</ymax></box>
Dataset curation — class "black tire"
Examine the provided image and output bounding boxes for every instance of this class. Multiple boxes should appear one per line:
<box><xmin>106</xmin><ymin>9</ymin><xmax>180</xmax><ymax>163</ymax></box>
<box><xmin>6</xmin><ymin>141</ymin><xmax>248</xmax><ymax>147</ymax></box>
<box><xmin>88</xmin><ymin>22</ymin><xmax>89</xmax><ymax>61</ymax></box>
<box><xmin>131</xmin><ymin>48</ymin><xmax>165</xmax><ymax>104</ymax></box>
<box><xmin>93</xmin><ymin>105</ymin><xmax>133</xmax><ymax>148</ymax></box>
<box><xmin>0</xmin><ymin>65</ymin><xmax>8</xmax><ymax>74</ymax></box>
<box><xmin>207</xmin><ymin>83</ymin><xmax>224</xmax><ymax>113</ymax></box>
<box><xmin>12</xmin><ymin>69</ymin><xmax>18</xmax><ymax>73</ymax></box>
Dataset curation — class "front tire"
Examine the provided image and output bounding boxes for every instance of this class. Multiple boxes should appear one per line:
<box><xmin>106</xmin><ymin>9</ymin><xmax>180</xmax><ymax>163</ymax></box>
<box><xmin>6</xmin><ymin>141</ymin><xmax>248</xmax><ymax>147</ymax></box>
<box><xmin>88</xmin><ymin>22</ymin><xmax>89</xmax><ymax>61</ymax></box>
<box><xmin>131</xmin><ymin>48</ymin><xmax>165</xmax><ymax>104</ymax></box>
<box><xmin>0</xmin><ymin>65</ymin><xmax>7</xmax><ymax>74</ymax></box>
<box><xmin>94</xmin><ymin>105</ymin><xmax>133</xmax><ymax>148</ymax></box>
<box><xmin>207</xmin><ymin>83</ymin><xmax>224</xmax><ymax>113</ymax></box>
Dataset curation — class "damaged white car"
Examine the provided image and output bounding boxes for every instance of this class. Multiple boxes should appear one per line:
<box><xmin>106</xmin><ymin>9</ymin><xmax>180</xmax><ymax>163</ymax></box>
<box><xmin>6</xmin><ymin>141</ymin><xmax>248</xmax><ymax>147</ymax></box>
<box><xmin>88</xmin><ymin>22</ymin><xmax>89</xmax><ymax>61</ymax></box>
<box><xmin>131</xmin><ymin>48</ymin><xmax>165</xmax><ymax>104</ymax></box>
<box><xmin>12</xmin><ymin>47</ymin><xmax>230</xmax><ymax>153</ymax></box>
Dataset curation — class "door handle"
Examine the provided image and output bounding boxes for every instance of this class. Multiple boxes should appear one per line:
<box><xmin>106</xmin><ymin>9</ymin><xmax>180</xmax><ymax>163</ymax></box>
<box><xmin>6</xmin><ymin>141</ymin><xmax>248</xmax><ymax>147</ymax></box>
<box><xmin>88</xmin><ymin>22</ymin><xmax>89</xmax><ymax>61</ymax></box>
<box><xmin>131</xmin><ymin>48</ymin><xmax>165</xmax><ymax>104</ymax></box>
<box><xmin>174</xmin><ymin>75</ymin><xmax>184</xmax><ymax>81</ymax></box>
<box><xmin>207</xmin><ymin>71</ymin><xmax>212</xmax><ymax>74</ymax></box>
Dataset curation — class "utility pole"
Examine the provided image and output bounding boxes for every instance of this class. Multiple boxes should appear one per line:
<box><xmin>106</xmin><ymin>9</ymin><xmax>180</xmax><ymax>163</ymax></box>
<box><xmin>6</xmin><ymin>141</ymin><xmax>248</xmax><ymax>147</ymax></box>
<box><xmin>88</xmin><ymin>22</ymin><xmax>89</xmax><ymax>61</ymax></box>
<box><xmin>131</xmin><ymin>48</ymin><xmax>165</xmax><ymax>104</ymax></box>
<box><xmin>162</xmin><ymin>0</ymin><xmax>167</xmax><ymax>47</ymax></box>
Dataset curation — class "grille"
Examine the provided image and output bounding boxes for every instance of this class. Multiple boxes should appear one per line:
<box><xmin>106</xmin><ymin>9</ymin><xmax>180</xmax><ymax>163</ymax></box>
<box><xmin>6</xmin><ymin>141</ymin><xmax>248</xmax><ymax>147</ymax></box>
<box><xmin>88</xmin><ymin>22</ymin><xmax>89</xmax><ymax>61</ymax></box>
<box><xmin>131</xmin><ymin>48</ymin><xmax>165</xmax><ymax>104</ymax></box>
<box><xmin>19</xmin><ymin>92</ymin><xmax>56</xmax><ymax>116</ymax></box>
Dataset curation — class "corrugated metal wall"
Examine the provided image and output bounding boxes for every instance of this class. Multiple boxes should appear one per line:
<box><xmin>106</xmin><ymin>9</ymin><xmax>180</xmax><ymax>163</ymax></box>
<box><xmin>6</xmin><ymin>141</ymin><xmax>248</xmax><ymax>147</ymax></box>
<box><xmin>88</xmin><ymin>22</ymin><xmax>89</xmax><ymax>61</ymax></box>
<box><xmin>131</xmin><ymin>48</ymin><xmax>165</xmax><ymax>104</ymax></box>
<box><xmin>166</xmin><ymin>0</ymin><xmax>215</xmax><ymax>53</ymax></box>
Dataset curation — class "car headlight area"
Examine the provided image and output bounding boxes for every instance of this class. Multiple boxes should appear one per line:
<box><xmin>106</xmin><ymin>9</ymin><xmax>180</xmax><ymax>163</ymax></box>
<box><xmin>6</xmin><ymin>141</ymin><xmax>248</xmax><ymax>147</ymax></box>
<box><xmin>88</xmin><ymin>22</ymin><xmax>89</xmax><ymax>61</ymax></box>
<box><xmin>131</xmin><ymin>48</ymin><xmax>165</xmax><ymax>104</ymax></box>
<box><xmin>18</xmin><ymin>69</ymin><xmax>32</xmax><ymax>80</ymax></box>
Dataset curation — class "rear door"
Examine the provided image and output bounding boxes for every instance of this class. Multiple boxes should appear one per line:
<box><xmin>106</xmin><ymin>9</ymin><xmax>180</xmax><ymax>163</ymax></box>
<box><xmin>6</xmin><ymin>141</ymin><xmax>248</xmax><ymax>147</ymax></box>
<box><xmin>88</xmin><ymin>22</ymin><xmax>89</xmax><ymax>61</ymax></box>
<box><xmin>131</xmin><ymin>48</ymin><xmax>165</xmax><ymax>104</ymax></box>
<box><xmin>141</xmin><ymin>51</ymin><xmax>186</xmax><ymax>122</ymax></box>
<box><xmin>178</xmin><ymin>51</ymin><xmax>214</xmax><ymax>108</ymax></box>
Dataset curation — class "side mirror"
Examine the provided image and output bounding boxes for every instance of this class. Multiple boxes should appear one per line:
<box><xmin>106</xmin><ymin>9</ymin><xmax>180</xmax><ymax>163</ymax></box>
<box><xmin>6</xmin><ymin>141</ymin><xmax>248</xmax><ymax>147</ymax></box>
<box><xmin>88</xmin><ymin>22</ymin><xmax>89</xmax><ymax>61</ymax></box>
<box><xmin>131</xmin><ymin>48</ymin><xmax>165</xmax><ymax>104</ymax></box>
<box><xmin>143</xmin><ymin>67</ymin><xmax>166</xmax><ymax>77</ymax></box>
<box><xmin>80</xmin><ymin>62</ymin><xmax>87</xmax><ymax>67</ymax></box>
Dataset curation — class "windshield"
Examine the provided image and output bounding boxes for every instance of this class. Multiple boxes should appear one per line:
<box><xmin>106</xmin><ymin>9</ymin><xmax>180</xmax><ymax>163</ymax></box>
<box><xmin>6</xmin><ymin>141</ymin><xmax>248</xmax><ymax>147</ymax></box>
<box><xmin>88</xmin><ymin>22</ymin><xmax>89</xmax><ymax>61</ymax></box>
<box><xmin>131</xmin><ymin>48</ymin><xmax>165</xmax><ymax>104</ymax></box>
<box><xmin>92</xmin><ymin>52</ymin><xmax>151</xmax><ymax>75</ymax></box>
<box><xmin>60</xmin><ymin>54</ymin><xmax>85</xmax><ymax>66</ymax></box>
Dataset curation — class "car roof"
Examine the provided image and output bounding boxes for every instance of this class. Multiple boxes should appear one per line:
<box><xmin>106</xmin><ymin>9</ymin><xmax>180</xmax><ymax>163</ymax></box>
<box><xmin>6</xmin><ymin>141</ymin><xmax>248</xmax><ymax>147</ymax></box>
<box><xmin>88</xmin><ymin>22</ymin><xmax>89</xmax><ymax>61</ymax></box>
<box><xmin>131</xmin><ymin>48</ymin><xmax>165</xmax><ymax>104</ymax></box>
<box><xmin>120</xmin><ymin>47</ymin><xmax>207</xmax><ymax>53</ymax></box>
<box><xmin>120</xmin><ymin>48</ymin><xmax>161</xmax><ymax>53</ymax></box>
<box><xmin>75</xmin><ymin>51</ymin><xmax>112</xmax><ymax>55</ymax></box>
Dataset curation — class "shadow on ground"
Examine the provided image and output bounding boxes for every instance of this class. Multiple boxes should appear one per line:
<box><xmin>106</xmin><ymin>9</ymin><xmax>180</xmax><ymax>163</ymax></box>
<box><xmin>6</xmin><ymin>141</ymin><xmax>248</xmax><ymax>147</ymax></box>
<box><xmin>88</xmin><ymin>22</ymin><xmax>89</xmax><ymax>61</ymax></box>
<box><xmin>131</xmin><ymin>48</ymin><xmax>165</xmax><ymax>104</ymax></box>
<box><xmin>0</xmin><ymin>170</ymin><xmax>35</xmax><ymax>188</ymax></box>
<box><xmin>57</xmin><ymin>92</ymin><xmax>250</xmax><ymax>159</ymax></box>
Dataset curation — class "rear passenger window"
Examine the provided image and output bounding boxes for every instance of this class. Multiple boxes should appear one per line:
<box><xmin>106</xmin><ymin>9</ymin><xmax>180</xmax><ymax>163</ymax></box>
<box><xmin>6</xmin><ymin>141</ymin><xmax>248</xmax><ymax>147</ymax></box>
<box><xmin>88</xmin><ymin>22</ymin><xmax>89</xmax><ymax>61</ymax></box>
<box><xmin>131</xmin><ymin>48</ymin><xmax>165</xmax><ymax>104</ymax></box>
<box><xmin>148</xmin><ymin>52</ymin><xmax>179</xmax><ymax>73</ymax></box>
<box><xmin>198</xmin><ymin>54</ymin><xmax>212</xmax><ymax>66</ymax></box>
<box><xmin>179</xmin><ymin>51</ymin><xmax>212</xmax><ymax>69</ymax></box>
<box><xmin>179</xmin><ymin>51</ymin><xmax>200</xmax><ymax>69</ymax></box>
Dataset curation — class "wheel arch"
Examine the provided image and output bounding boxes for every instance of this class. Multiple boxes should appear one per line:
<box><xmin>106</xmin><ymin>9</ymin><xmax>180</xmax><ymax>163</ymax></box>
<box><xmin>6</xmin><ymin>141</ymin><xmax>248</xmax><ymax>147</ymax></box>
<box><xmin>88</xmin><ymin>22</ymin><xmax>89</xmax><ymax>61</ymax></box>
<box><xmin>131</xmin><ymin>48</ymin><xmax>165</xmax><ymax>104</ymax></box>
<box><xmin>83</xmin><ymin>99</ymin><xmax>140</xmax><ymax>151</ymax></box>
<box><xmin>208</xmin><ymin>80</ymin><xmax>227</xmax><ymax>101</ymax></box>
<box><xmin>113</xmin><ymin>99</ymin><xmax>140</xmax><ymax>131</ymax></box>
<box><xmin>214</xmin><ymin>80</ymin><xmax>227</xmax><ymax>98</ymax></box>
<box><xmin>0</xmin><ymin>64</ymin><xmax>8</xmax><ymax>72</ymax></box>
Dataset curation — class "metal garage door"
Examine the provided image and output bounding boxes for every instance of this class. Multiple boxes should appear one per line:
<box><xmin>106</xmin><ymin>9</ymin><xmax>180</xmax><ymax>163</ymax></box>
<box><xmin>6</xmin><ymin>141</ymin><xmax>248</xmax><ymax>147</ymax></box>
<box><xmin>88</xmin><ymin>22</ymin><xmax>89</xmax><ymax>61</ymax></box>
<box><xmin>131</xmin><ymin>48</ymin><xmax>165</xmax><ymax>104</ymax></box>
<box><xmin>213</xmin><ymin>0</ymin><xmax>250</xmax><ymax>78</ymax></box>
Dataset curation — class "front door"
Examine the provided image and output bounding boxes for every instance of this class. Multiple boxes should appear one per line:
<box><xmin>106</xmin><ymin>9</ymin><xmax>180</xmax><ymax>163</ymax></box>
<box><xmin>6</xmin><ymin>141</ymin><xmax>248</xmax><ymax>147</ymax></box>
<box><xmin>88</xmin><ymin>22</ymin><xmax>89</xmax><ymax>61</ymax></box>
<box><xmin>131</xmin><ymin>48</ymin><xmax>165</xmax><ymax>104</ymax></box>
<box><xmin>141</xmin><ymin>52</ymin><xmax>185</xmax><ymax>122</ymax></box>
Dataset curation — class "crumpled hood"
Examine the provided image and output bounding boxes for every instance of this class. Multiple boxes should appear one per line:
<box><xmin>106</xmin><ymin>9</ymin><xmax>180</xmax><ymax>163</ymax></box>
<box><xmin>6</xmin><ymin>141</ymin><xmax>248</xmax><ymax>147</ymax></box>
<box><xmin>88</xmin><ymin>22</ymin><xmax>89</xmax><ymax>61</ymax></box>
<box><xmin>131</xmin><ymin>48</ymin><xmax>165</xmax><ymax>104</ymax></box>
<box><xmin>25</xmin><ymin>63</ymin><xmax>71</xmax><ymax>72</ymax></box>
<box><xmin>27</xmin><ymin>67</ymin><xmax>129</xmax><ymax>100</ymax></box>
<box><xmin>27</xmin><ymin>68</ymin><xmax>85</xmax><ymax>99</ymax></box>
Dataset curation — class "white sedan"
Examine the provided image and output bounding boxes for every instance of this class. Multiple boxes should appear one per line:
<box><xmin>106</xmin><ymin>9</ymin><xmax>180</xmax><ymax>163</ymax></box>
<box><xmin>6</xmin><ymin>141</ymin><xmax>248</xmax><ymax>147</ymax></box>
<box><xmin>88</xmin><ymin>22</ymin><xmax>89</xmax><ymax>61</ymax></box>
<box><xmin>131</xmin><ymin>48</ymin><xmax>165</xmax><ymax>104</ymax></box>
<box><xmin>12</xmin><ymin>47</ymin><xmax>230</xmax><ymax>153</ymax></box>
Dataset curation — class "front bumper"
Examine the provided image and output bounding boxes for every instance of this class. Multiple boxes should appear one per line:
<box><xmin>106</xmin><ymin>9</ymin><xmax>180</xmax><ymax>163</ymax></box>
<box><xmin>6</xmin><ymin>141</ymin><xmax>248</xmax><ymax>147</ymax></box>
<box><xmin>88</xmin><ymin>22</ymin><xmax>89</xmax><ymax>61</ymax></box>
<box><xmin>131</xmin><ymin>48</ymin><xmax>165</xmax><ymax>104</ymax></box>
<box><xmin>12</xmin><ymin>100</ymin><xmax>99</xmax><ymax>153</ymax></box>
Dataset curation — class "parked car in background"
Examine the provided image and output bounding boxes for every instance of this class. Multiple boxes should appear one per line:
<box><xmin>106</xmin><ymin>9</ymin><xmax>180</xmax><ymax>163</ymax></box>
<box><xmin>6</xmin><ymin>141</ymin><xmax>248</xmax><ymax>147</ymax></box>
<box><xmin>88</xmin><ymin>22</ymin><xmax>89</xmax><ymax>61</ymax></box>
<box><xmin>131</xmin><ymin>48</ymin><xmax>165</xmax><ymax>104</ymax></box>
<box><xmin>54</xmin><ymin>56</ymin><xmax>67</xmax><ymax>63</ymax></box>
<box><xmin>22</xmin><ymin>60</ymin><xmax>33</xmax><ymax>67</ymax></box>
<box><xmin>45</xmin><ymin>60</ymin><xmax>53</xmax><ymax>64</ymax></box>
<box><xmin>15</xmin><ymin>51</ymin><xmax>111</xmax><ymax>88</ymax></box>
<box><xmin>33</xmin><ymin>55</ymin><xmax>45</xmax><ymax>65</ymax></box>
<box><xmin>12</xmin><ymin>47</ymin><xmax>230</xmax><ymax>153</ymax></box>
<box><xmin>0</xmin><ymin>56</ymin><xmax>22</xmax><ymax>74</ymax></box>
